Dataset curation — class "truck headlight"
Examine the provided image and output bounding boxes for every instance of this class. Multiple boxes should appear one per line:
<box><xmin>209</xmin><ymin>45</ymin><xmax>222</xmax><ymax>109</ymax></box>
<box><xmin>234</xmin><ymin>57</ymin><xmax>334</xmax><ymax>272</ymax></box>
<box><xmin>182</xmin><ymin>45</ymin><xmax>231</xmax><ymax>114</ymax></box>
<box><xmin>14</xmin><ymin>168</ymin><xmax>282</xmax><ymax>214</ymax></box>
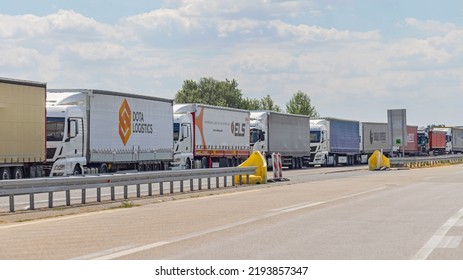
<box><xmin>54</xmin><ymin>164</ymin><xmax>65</xmax><ymax>171</ymax></box>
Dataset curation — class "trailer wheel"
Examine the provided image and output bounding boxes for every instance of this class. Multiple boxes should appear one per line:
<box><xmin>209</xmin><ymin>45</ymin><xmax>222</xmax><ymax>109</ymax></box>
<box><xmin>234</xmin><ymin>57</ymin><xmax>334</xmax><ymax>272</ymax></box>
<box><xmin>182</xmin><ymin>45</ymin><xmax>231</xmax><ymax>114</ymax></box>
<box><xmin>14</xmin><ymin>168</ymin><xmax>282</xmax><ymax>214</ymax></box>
<box><xmin>1</xmin><ymin>168</ymin><xmax>11</xmax><ymax>180</ymax></box>
<box><xmin>201</xmin><ymin>157</ymin><xmax>208</xmax><ymax>168</ymax></box>
<box><xmin>13</xmin><ymin>167</ymin><xmax>24</xmax><ymax>179</ymax></box>
<box><xmin>99</xmin><ymin>163</ymin><xmax>109</xmax><ymax>174</ymax></box>
<box><xmin>290</xmin><ymin>158</ymin><xmax>296</xmax><ymax>169</ymax></box>
<box><xmin>185</xmin><ymin>158</ymin><xmax>192</xmax><ymax>170</ymax></box>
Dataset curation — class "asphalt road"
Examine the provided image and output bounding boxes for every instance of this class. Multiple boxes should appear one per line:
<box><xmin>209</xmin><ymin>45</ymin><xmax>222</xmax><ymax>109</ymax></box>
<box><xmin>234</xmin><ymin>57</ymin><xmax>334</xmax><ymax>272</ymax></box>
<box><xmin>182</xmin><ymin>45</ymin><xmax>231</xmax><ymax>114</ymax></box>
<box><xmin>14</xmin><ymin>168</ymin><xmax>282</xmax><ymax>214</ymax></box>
<box><xmin>0</xmin><ymin>165</ymin><xmax>462</xmax><ymax>260</ymax></box>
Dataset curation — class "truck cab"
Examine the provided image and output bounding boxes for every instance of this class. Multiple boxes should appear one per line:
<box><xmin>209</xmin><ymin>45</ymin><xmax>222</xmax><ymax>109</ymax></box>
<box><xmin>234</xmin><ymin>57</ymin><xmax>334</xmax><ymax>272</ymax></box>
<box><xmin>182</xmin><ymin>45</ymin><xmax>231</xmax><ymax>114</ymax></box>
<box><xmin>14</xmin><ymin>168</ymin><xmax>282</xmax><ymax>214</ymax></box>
<box><xmin>309</xmin><ymin>120</ymin><xmax>329</xmax><ymax>166</ymax></box>
<box><xmin>172</xmin><ymin>113</ymin><xmax>193</xmax><ymax>169</ymax></box>
<box><xmin>46</xmin><ymin>92</ymin><xmax>87</xmax><ymax>176</ymax></box>
<box><xmin>249</xmin><ymin>112</ymin><xmax>267</xmax><ymax>155</ymax></box>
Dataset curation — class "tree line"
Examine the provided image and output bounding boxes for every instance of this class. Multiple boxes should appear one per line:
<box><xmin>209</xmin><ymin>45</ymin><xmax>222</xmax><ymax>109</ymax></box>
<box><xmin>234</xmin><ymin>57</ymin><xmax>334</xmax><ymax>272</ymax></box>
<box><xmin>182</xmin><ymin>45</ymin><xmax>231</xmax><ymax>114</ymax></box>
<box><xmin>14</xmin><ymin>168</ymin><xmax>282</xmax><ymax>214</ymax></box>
<box><xmin>174</xmin><ymin>77</ymin><xmax>318</xmax><ymax>117</ymax></box>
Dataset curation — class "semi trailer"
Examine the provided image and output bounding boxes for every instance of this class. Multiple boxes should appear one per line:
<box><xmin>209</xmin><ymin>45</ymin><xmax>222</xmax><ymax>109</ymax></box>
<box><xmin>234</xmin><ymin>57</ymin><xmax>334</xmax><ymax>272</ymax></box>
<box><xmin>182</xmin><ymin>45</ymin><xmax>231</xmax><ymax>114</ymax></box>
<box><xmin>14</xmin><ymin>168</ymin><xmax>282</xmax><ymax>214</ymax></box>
<box><xmin>172</xmin><ymin>104</ymin><xmax>251</xmax><ymax>169</ymax></box>
<box><xmin>46</xmin><ymin>89</ymin><xmax>174</xmax><ymax>176</ymax></box>
<box><xmin>250</xmin><ymin>111</ymin><xmax>311</xmax><ymax>169</ymax></box>
<box><xmin>0</xmin><ymin>77</ymin><xmax>46</xmax><ymax>179</ymax></box>
<box><xmin>361</xmin><ymin>122</ymin><xmax>391</xmax><ymax>156</ymax></box>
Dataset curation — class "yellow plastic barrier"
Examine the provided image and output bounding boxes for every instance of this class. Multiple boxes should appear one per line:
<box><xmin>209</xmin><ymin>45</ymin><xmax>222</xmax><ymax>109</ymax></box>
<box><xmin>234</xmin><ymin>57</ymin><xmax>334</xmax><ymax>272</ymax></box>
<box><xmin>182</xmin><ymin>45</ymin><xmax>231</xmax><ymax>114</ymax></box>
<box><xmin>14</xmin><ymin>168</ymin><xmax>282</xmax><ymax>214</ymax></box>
<box><xmin>368</xmin><ymin>150</ymin><xmax>390</xmax><ymax>171</ymax></box>
<box><xmin>234</xmin><ymin>151</ymin><xmax>267</xmax><ymax>184</ymax></box>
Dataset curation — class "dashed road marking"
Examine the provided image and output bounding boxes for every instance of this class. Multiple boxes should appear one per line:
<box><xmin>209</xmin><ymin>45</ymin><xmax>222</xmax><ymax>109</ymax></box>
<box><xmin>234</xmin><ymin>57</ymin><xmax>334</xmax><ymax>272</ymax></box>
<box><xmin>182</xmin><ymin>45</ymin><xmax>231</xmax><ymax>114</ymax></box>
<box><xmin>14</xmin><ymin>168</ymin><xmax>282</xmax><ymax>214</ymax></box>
<box><xmin>413</xmin><ymin>207</ymin><xmax>463</xmax><ymax>260</ymax></box>
<box><xmin>79</xmin><ymin>186</ymin><xmax>387</xmax><ymax>260</ymax></box>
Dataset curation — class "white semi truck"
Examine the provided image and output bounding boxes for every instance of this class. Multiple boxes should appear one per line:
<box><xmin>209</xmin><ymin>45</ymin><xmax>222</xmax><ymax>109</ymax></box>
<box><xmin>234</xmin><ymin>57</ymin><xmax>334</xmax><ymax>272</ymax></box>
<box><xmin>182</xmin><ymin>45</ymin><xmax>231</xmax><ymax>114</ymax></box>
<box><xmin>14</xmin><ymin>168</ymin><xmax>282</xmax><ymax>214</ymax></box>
<box><xmin>46</xmin><ymin>89</ymin><xmax>173</xmax><ymax>176</ymax></box>
<box><xmin>250</xmin><ymin>111</ymin><xmax>311</xmax><ymax>169</ymax></box>
<box><xmin>0</xmin><ymin>77</ymin><xmax>47</xmax><ymax>179</ymax></box>
<box><xmin>172</xmin><ymin>104</ymin><xmax>251</xmax><ymax>169</ymax></box>
<box><xmin>310</xmin><ymin>118</ymin><xmax>361</xmax><ymax>166</ymax></box>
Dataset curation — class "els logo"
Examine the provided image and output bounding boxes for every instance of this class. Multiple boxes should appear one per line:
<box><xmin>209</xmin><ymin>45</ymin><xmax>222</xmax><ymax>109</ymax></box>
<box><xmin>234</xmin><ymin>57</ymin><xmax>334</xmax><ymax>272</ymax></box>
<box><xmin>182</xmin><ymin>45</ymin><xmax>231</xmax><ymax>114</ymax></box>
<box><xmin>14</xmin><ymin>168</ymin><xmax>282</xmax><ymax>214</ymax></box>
<box><xmin>119</xmin><ymin>99</ymin><xmax>132</xmax><ymax>145</ymax></box>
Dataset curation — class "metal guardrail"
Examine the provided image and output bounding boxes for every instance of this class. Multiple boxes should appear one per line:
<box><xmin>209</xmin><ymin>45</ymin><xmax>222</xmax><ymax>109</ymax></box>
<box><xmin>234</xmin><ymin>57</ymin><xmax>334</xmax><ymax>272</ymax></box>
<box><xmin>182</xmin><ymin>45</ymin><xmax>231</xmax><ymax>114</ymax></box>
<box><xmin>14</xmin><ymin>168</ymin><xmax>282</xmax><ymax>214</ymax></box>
<box><xmin>0</xmin><ymin>167</ymin><xmax>256</xmax><ymax>212</ymax></box>
<box><xmin>389</xmin><ymin>154</ymin><xmax>463</xmax><ymax>168</ymax></box>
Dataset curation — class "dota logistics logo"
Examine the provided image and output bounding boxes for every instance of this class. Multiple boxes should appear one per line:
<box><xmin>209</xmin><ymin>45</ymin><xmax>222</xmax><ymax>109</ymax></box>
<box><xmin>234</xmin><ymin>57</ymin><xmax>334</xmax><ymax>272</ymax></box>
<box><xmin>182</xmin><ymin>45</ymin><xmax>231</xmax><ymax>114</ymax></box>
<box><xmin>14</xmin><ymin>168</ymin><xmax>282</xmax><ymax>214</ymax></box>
<box><xmin>118</xmin><ymin>99</ymin><xmax>154</xmax><ymax>146</ymax></box>
<box><xmin>119</xmin><ymin>99</ymin><xmax>132</xmax><ymax>145</ymax></box>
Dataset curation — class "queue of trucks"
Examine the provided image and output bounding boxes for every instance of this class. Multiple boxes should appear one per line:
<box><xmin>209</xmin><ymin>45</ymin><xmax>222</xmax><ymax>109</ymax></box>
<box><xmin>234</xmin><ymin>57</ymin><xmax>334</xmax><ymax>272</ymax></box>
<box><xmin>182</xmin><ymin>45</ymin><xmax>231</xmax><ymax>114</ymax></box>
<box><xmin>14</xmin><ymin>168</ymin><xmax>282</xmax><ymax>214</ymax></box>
<box><xmin>1</xmin><ymin>76</ymin><xmax>463</xmax><ymax>179</ymax></box>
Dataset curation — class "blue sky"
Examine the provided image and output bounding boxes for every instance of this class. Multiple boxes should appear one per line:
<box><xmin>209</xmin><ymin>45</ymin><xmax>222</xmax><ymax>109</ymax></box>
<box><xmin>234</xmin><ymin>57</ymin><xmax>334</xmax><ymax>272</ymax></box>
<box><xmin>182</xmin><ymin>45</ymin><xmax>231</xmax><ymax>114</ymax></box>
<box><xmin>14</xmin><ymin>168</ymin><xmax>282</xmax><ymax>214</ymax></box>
<box><xmin>1</xmin><ymin>0</ymin><xmax>463</xmax><ymax>126</ymax></box>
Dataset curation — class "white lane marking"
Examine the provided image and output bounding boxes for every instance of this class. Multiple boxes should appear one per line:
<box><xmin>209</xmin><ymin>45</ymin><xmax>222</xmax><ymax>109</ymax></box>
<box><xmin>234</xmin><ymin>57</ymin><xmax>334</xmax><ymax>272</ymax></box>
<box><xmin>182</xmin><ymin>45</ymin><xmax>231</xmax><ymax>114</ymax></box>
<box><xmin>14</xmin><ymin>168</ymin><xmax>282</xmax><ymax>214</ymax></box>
<box><xmin>413</xmin><ymin>207</ymin><xmax>463</xmax><ymax>260</ymax></box>
<box><xmin>0</xmin><ymin>208</ymin><xmax>128</xmax><ymax>230</ymax></box>
<box><xmin>71</xmin><ymin>244</ymin><xmax>141</xmax><ymax>260</ymax></box>
<box><xmin>84</xmin><ymin>186</ymin><xmax>388</xmax><ymax>260</ymax></box>
<box><xmin>437</xmin><ymin>236</ymin><xmax>462</xmax><ymax>249</ymax></box>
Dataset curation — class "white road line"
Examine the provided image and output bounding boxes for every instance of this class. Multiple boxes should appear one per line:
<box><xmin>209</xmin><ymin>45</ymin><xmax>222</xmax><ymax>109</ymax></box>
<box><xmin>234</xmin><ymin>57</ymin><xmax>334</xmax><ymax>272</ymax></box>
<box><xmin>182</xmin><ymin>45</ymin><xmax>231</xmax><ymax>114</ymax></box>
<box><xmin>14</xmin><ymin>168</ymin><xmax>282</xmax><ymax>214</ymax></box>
<box><xmin>413</xmin><ymin>207</ymin><xmax>463</xmax><ymax>260</ymax></box>
<box><xmin>83</xmin><ymin>186</ymin><xmax>387</xmax><ymax>260</ymax></box>
<box><xmin>71</xmin><ymin>244</ymin><xmax>141</xmax><ymax>260</ymax></box>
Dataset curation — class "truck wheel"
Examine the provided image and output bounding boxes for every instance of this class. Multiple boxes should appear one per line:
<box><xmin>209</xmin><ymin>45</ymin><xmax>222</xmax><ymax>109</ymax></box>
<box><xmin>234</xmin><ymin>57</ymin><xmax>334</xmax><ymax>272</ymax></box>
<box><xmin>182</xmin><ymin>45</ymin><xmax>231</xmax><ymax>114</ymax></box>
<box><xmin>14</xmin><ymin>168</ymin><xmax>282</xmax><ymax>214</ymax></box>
<box><xmin>13</xmin><ymin>167</ymin><xmax>24</xmax><ymax>179</ymax></box>
<box><xmin>322</xmin><ymin>156</ymin><xmax>328</xmax><ymax>167</ymax></box>
<box><xmin>185</xmin><ymin>159</ymin><xmax>191</xmax><ymax>170</ymax></box>
<box><xmin>73</xmin><ymin>165</ymin><xmax>82</xmax><ymax>175</ymax></box>
<box><xmin>1</xmin><ymin>168</ymin><xmax>11</xmax><ymax>180</ymax></box>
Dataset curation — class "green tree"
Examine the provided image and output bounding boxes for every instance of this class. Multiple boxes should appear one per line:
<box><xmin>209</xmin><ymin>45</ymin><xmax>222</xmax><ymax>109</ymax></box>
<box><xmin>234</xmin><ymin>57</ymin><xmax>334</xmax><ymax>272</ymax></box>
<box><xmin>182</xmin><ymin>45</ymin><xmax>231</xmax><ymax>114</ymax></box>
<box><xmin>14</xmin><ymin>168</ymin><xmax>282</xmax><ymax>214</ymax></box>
<box><xmin>174</xmin><ymin>77</ymin><xmax>243</xmax><ymax>108</ymax></box>
<box><xmin>260</xmin><ymin>94</ymin><xmax>281</xmax><ymax>112</ymax></box>
<box><xmin>241</xmin><ymin>97</ymin><xmax>262</xmax><ymax>110</ymax></box>
<box><xmin>286</xmin><ymin>90</ymin><xmax>318</xmax><ymax>117</ymax></box>
<box><xmin>241</xmin><ymin>95</ymin><xmax>281</xmax><ymax>111</ymax></box>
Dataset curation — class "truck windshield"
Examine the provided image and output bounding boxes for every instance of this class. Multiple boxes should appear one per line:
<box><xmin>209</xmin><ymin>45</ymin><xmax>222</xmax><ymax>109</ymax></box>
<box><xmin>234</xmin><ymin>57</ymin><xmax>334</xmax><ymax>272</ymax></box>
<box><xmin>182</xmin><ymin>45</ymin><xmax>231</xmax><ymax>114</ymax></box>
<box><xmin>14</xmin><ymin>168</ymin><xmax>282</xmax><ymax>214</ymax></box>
<box><xmin>417</xmin><ymin>133</ymin><xmax>427</xmax><ymax>146</ymax></box>
<box><xmin>250</xmin><ymin>129</ymin><xmax>260</xmax><ymax>145</ymax></box>
<box><xmin>46</xmin><ymin>117</ymin><xmax>65</xmax><ymax>141</ymax></box>
<box><xmin>173</xmin><ymin>123</ymin><xmax>180</xmax><ymax>141</ymax></box>
<box><xmin>310</xmin><ymin>131</ymin><xmax>321</xmax><ymax>143</ymax></box>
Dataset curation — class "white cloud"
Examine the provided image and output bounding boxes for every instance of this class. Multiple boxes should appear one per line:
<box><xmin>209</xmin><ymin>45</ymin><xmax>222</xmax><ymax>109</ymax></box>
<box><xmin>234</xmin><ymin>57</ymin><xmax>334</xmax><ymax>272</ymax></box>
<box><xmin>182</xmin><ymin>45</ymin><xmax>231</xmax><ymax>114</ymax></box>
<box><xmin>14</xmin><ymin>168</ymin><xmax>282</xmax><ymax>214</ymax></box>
<box><xmin>270</xmin><ymin>20</ymin><xmax>381</xmax><ymax>42</ymax></box>
<box><xmin>1</xmin><ymin>3</ymin><xmax>463</xmax><ymax>126</ymax></box>
<box><xmin>124</xmin><ymin>8</ymin><xmax>200</xmax><ymax>32</ymax></box>
<box><xmin>404</xmin><ymin>17</ymin><xmax>457</xmax><ymax>34</ymax></box>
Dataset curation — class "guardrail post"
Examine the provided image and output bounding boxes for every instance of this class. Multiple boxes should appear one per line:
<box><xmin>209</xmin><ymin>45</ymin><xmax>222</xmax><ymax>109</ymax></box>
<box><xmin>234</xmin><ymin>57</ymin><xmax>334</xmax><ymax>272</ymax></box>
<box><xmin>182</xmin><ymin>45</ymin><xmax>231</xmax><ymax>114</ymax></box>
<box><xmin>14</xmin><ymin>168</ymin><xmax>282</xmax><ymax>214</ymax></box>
<box><xmin>124</xmin><ymin>185</ymin><xmax>128</xmax><ymax>199</ymax></box>
<box><xmin>246</xmin><ymin>174</ymin><xmax>250</xmax><ymax>185</ymax></box>
<box><xmin>148</xmin><ymin>183</ymin><xmax>153</xmax><ymax>196</ymax></box>
<box><xmin>190</xmin><ymin>179</ymin><xmax>194</xmax><ymax>191</ymax></box>
<box><xmin>97</xmin><ymin>188</ymin><xmax>101</xmax><ymax>202</ymax></box>
<box><xmin>137</xmin><ymin>184</ymin><xmax>141</xmax><ymax>198</ymax></box>
<box><xmin>207</xmin><ymin>177</ymin><xmax>211</xmax><ymax>189</ymax></box>
<box><xmin>216</xmin><ymin>177</ymin><xmax>219</xmax><ymax>188</ymax></box>
<box><xmin>9</xmin><ymin>195</ymin><xmax>14</xmax><ymax>212</ymax></box>
<box><xmin>232</xmin><ymin>175</ymin><xmax>235</xmax><ymax>187</ymax></box>
<box><xmin>180</xmin><ymin>180</ymin><xmax>184</xmax><ymax>192</ymax></box>
<box><xmin>29</xmin><ymin>194</ymin><xmax>34</xmax><ymax>210</ymax></box>
<box><xmin>224</xmin><ymin>176</ymin><xmax>227</xmax><ymax>187</ymax></box>
<box><xmin>170</xmin><ymin>181</ymin><xmax>174</xmax><ymax>194</ymax></box>
<box><xmin>66</xmin><ymin>190</ymin><xmax>71</xmax><ymax>206</ymax></box>
<box><xmin>239</xmin><ymin>175</ymin><xmax>243</xmax><ymax>185</ymax></box>
<box><xmin>198</xmin><ymin>178</ymin><xmax>202</xmax><ymax>190</ymax></box>
<box><xmin>111</xmin><ymin>186</ymin><xmax>115</xmax><ymax>201</ymax></box>
<box><xmin>82</xmin><ymin>189</ymin><xmax>86</xmax><ymax>204</ymax></box>
<box><xmin>160</xmin><ymin>182</ymin><xmax>164</xmax><ymax>195</ymax></box>
<box><xmin>48</xmin><ymin>192</ymin><xmax>53</xmax><ymax>209</ymax></box>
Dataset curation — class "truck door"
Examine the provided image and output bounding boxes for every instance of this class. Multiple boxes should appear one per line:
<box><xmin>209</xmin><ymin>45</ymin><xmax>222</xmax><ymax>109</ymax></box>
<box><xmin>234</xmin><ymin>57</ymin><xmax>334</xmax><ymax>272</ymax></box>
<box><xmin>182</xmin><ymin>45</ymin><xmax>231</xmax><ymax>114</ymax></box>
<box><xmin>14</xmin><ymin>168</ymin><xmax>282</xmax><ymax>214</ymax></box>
<box><xmin>67</xmin><ymin>118</ymin><xmax>84</xmax><ymax>157</ymax></box>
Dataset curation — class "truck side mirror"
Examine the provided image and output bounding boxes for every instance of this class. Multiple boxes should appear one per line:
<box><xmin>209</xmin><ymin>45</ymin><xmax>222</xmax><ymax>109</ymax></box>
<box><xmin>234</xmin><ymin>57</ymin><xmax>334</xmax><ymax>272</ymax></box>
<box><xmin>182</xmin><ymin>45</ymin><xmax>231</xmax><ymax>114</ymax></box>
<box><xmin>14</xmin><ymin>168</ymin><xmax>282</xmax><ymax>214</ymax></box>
<box><xmin>66</xmin><ymin>119</ymin><xmax>78</xmax><ymax>142</ymax></box>
<box><xmin>181</xmin><ymin>124</ymin><xmax>189</xmax><ymax>141</ymax></box>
